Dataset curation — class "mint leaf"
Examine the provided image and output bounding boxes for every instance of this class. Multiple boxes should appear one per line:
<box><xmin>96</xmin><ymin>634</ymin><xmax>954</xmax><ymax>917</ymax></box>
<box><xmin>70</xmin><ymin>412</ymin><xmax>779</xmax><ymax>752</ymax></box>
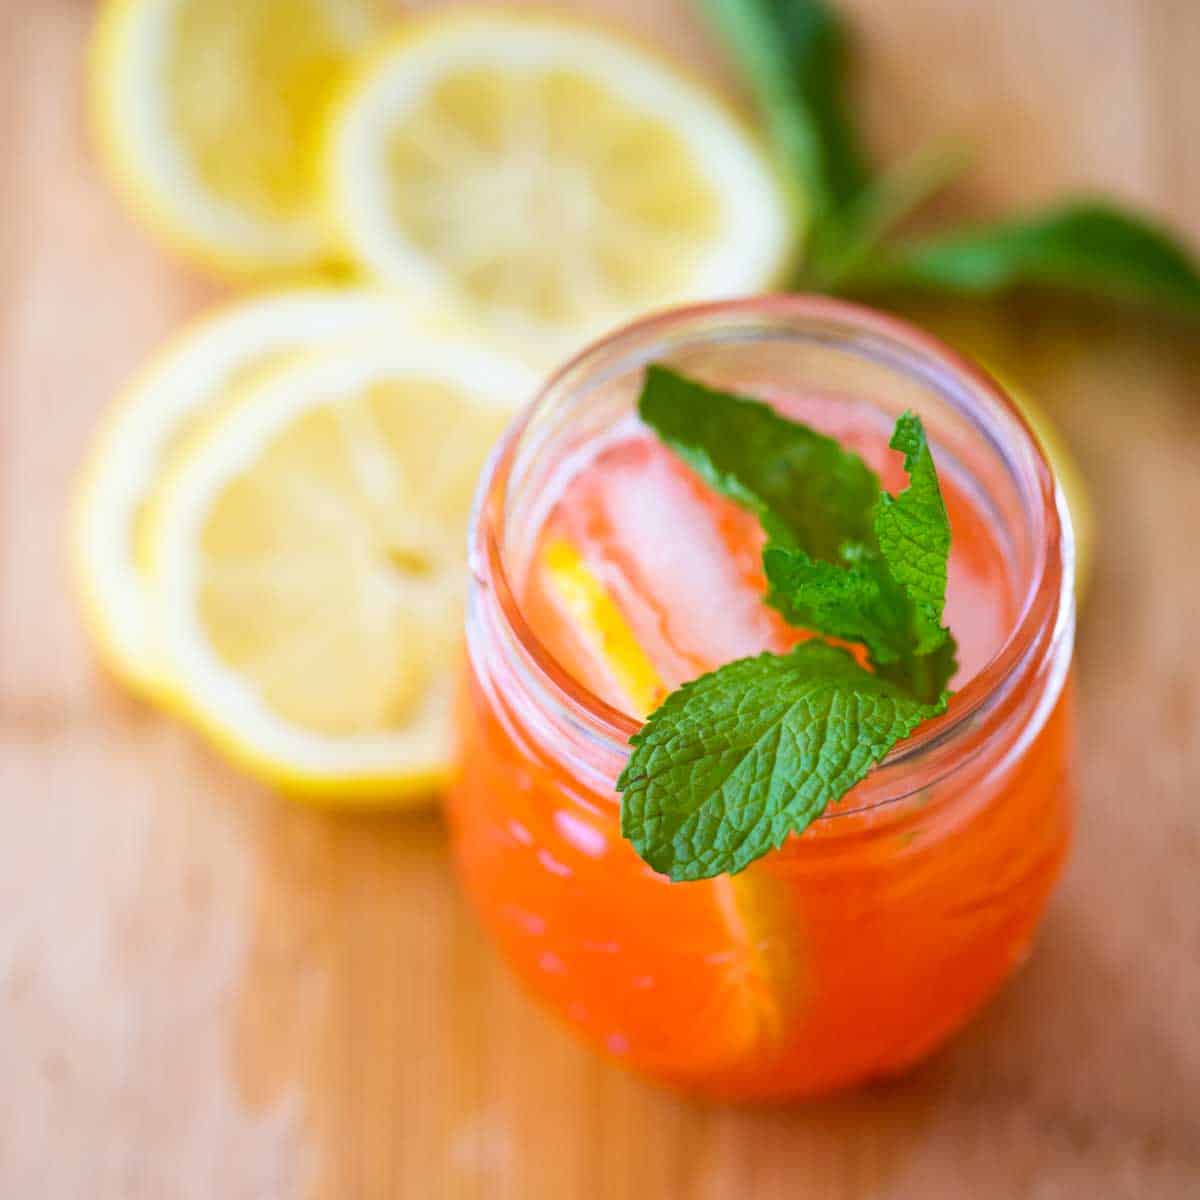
<box><xmin>637</xmin><ymin>365</ymin><xmax>879</xmax><ymax>560</ymax></box>
<box><xmin>618</xmin><ymin>642</ymin><xmax>946</xmax><ymax>881</ymax></box>
<box><xmin>810</xmin><ymin>136</ymin><xmax>975</xmax><ymax>288</ymax></box>
<box><xmin>625</xmin><ymin>368</ymin><xmax>959</xmax><ymax>876</ymax></box>
<box><xmin>763</xmin><ymin>546</ymin><xmax>955</xmax><ymax>704</ymax></box>
<box><xmin>761</xmin><ymin>545</ymin><xmax>907</xmax><ymax>665</ymax></box>
<box><xmin>851</xmin><ymin>201</ymin><xmax>1200</xmax><ymax>314</ymax></box>
<box><xmin>696</xmin><ymin>0</ymin><xmax>867</xmax><ymax>240</ymax></box>
<box><xmin>638</xmin><ymin>368</ymin><xmax>956</xmax><ymax>701</ymax></box>
<box><xmin>875</xmin><ymin>412</ymin><xmax>952</xmax><ymax>654</ymax></box>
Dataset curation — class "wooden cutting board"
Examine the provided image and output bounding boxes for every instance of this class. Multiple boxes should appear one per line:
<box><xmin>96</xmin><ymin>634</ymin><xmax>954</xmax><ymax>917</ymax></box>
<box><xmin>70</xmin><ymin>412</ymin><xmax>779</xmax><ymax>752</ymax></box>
<box><xmin>2</xmin><ymin>0</ymin><xmax>1198</xmax><ymax>1195</ymax></box>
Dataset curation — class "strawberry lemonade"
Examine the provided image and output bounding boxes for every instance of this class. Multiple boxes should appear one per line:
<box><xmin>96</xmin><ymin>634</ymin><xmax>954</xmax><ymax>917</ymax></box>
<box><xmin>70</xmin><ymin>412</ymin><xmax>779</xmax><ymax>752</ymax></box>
<box><xmin>448</xmin><ymin>298</ymin><xmax>1074</xmax><ymax>1100</ymax></box>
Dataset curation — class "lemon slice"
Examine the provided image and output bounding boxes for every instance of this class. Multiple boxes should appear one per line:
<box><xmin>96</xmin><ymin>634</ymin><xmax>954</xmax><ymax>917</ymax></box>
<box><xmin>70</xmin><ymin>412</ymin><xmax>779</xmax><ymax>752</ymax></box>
<box><xmin>90</xmin><ymin>0</ymin><xmax>385</xmax><ymax>274</ymax></box>
<box><xmin>539</xmin><ymin>537</ymin><xmax>667</xmax><ymax>718</ymax></box>
<box><xmin>73</xmin><ymin>289</ymin><xmax>423</xmax><ymax>697</ymax></box>
<box><xmin>148</xmin><ymin>342</ymin><xmax>535</xmax><ymax>801</ymax></box>
<box><xmin>324</xmin><ymin>12</ymin><xmax>794</xmax><ymax>361</ymax></box>
<box><xmin>1009</xmin><ymin>386</ymin><xmax>1095</xmax><ymax>601</ymax></box>
<box><xmin>978</xmin><ymin>364</ymin><xmax>1095</xmax><ymax>600</ymax></box>
<box><xmin>535</xmin><ymin>536</ymin><xmax>799</xmax><ymax>1057</ymax></box>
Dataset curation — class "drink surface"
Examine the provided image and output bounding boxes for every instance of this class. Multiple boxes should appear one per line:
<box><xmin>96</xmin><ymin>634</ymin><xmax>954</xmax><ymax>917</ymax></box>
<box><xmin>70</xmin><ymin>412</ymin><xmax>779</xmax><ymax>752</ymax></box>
<box><xmin>521</xmin><ymin>393</ymin><xmax>1017</xmax><ymax>714</ymax></box>
<box><xmin>449</xmin><ymin>386</ymin><xmax>1073</xmax><ymax>1100</ymax></box>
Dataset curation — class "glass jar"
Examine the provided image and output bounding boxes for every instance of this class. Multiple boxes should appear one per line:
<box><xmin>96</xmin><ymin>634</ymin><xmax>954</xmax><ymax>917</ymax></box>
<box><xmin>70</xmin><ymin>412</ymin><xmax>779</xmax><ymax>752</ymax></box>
<box><xmin>448</xmin><ymin>296</ymin><xmax>1075</xmax><ymax>1101</ymax></box>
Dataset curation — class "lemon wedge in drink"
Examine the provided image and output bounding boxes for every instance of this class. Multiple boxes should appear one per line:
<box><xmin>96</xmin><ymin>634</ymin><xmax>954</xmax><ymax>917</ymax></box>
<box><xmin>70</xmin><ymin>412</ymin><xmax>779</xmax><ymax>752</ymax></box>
<box><xmin>72</xmin><ymin>289</ymin><xmax>421</xmax><ymax>697</ymax></box>
<box><xmin>323</xmin><ymin>11</ymin><xmax>794</xmax><ymax>361</ymax></box>
<box><xmin>144</xmin><ymin>341</ymin><xmax>534</xmax><ymax>803</ymax></box>
<box><xmin>537</xmin><ymin>536</ymin><xmax>800</xmax><ymax>1059</ymax></box>
<box><xmin>90</xmin><ymin>0</ymin><xmax>385</xmax><ymax>275</ymax></box>
<box><xmin>539</xmin><ymin>538</ymin><xmax>667</xmax><ymax>719</ymax></box>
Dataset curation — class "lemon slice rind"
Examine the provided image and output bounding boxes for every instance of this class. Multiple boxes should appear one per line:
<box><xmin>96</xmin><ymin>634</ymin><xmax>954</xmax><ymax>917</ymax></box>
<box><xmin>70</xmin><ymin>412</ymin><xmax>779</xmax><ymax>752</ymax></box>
<box><xmin>90</xmin><ymin>0</ymin><xmax>378</xmax><ymax>274</ymax></box>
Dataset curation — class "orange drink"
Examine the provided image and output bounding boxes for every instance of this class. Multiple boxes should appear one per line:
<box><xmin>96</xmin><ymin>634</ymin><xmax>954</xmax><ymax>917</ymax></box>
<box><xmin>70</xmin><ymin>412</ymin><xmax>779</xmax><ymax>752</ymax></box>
<box><xmin>449</xmin><ymin>298</ymin><xmax>1074</xmax><ymax>1100</ymax></box>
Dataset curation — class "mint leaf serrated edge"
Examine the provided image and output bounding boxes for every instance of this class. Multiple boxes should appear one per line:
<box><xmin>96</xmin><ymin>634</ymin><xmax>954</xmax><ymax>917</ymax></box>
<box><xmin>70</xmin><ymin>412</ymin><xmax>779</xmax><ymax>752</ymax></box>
<box><xmin>618</xmin><ymin>642</ymin><xmax>946</xmax><ymax>881</ymax></box>
<box><xmin>875</xmin><ymin>411</ymin><xmax>952</xmax><ymax>656</ymax></box>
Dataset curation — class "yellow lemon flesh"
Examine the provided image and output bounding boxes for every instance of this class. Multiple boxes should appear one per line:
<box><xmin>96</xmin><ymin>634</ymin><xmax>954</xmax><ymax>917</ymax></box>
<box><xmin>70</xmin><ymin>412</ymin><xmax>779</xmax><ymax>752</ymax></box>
<box><xmin>325</xmin><ymin>13</ymin><xmax>794</xmax><ymax>361</ymax></box>
<box><xmin>72</xmin><ymin>289</ymin><xmax>419</xmax><ymax>696</ymax></box>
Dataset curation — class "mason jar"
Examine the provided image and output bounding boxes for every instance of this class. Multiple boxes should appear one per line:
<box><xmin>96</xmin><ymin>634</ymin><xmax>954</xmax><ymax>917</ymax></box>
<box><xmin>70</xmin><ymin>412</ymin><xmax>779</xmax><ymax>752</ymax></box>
<box><xmin>448</xmin><ymin>296</ymin><xmax>1075</xmax><ymax>1100</ymax></box>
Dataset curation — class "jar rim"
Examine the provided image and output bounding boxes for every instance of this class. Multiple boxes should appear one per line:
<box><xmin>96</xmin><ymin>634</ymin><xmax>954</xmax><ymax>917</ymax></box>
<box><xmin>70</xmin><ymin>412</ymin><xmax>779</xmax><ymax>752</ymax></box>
<box><xmin>470</xmin><ymin>294</ymin><xmax>1074</xmax><ymax>810</ymax></box>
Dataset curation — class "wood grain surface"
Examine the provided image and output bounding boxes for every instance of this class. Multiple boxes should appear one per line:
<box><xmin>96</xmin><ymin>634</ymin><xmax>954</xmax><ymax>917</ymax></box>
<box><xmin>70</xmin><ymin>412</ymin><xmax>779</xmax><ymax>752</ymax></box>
<box><xmin>2</xmin><ymin>0</ymin><xmax>1198</xmax><ymax>1196</ymax></box>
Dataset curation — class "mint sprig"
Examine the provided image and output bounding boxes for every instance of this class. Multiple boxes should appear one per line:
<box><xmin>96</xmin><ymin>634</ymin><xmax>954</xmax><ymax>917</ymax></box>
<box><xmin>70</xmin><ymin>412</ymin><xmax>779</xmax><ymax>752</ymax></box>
<box><xmin>616</xmin><ymin>368</ymin><xmax>955</xmax><ymax>881</ymax></box>
<box><xmin>699</xmin><ymin>0</ymin><xmax>1200</xmax><ymax>316</ymax></box>
<box><xmin>639</xmin><ymin>368</ymin><xmax>956</xmax><ymax>702</ymax></box>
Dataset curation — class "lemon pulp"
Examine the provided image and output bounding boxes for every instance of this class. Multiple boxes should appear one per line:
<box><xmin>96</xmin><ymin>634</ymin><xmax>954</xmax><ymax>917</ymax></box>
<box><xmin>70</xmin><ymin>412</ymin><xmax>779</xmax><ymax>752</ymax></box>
<box><xmin>386</xmin><ymin>66</ymin><xmax>721</xmax><ymax>326</ymax></box>
<box><xmin>167</xmin><ymin>0</ymin><xmax>377</xmax><ymax>224</ymax></box>
<box><xmin>194</xmin><ymin>376</ymin><xmax>508</xmax><ymax>738</ymax></box>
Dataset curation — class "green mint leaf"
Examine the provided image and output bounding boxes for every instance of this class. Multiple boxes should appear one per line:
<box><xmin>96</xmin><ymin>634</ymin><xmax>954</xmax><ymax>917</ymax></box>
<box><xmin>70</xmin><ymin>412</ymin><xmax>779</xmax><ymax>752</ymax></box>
<box><xmin>849</xmin><ymin>201</ymin><xmax>1200</xmax><ymax>315</ymax></box>
<box><xmin>764</xmin><ymin>543</ymin><xmax>956</xmax><ymax>704</ymax></box>
<box><xmin>761</xmin><ymin>545</ymin><xmax>908</xmax><ymax>666</ymax></box>
<box><xmin>811</xmin><ymin>136</ymin><xmax>975</xmax><ymax>288</ymax></box>
<box><xmin>875</xmin><ymin>411</ymin><xmax>952</xmax><ymax>654</ymax></box>
<box><xmin>637</xmin><ymin>365</ymin><xmax>879</xmax><ymax>561</ymax></box>
<box><xmin>618</xmin><ymin>642</ymin><xmax>946</xmax><ymax>881</ymax></box>
<box><xmin>695</xmin><ymin>0</ymin><xmax>868</xmax><ymax>239</ymax></box>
